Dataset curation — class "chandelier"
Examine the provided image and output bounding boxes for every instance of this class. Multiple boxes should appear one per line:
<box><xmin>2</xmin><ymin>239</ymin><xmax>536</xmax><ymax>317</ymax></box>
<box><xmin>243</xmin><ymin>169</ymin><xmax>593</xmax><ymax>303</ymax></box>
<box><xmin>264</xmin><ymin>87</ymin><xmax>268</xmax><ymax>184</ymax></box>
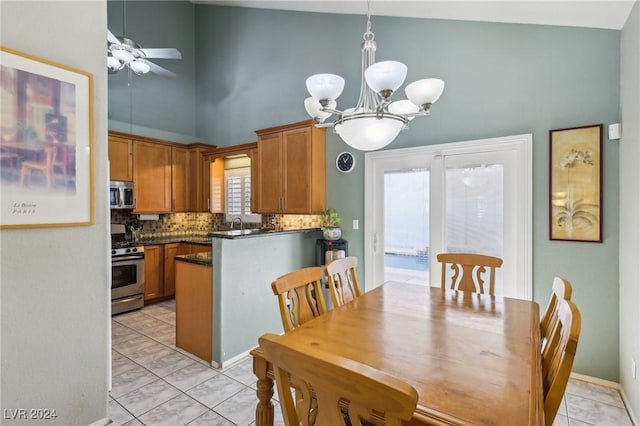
<box><xmin>303</xmin><ymin>5</ymin><xmax>445</xmax><ymax>151</ymax></box>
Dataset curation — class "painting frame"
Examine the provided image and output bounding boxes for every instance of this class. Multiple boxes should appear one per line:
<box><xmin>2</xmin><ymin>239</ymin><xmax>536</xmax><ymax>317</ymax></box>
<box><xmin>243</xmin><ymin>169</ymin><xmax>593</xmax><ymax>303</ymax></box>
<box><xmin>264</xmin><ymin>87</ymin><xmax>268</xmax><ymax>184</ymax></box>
<box><xmin>0</xmin><ymin>46</ymin><xmax>94</xmax><ymax>229</ymax></box>
<box><xmin>549</xmin><ymin>124</ymin><xmax>603</xmax><ymax>242</ymax></box>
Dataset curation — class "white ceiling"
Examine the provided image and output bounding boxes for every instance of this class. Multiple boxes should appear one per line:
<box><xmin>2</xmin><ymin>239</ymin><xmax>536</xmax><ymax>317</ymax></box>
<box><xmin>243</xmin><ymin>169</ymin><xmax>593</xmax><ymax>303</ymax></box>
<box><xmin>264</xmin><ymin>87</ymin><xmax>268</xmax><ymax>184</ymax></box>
<box><xmin>193</xmin><ymin>0</ymin><xmax>636</xmax><ymax>30</ymax></box>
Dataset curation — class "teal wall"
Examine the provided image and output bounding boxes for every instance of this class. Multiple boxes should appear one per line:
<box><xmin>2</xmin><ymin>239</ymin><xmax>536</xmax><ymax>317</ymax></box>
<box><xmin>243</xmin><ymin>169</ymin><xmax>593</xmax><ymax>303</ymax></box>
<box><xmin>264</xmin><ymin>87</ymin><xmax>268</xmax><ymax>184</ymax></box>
<box><xmin>107</xmin><ymin>0</ymin><xmax>199</xmax><ymax>142</ymax></box>
<box><xmin>195</xmin><ymin>6</ymin><xmax>620</xmax><ymax>381</ymax></box>
<box><xmin>109</xmin><ymin>3</ymin><xmax>622</xmax><ymax>381</ymax></box>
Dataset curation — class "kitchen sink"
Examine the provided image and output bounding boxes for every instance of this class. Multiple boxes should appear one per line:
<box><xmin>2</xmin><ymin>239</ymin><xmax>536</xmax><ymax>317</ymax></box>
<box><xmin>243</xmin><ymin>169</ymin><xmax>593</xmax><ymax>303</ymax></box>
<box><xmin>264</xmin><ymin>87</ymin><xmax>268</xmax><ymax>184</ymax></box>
<box><xmin>211</xmin><ymin>229</ymin><xmax>263</xmax><ymax>237</ymax></box>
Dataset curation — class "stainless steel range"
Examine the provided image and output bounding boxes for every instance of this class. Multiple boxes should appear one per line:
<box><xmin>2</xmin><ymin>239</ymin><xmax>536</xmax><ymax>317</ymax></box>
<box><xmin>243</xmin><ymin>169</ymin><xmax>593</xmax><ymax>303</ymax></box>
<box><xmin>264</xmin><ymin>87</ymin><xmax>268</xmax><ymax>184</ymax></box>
<box><xmin>111</xmin><ymin>224</ymin><xmax>145</xmax><ymax>315</ymax></box>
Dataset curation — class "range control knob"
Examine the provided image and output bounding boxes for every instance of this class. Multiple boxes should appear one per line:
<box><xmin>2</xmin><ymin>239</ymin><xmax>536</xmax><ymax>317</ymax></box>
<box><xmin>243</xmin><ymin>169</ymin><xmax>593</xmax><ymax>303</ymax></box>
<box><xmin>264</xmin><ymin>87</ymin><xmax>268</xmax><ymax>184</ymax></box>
<box><xmin>131</xmin><ymin>247</ymin><xmax>138</xmax><ymax>253</ymax></box>
<box><xmin>111</xmin><ymin>249</ymin><xmax>116</xmax><ymax>255</ymax></box>
<box><xmin>126</xmin><ymin>248</ymin><xmax>131</xmax><ymax>253</ymax></box>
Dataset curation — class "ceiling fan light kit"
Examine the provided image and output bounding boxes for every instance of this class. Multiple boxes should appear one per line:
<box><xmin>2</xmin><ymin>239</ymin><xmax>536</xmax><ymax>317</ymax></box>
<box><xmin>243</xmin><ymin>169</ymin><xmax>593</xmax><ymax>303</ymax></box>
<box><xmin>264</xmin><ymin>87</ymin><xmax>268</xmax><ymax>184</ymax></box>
<box><xmin>107</xmin><ymin>0</ymin><xmax>182</xmax><ymax>79</ymax></box>
<box><xmin>304</xmin><ymin>1</ymin><xmax>445</xmax><ymax>151</ymax></box>
<box><xmin>107</xmin><ymin>29</ymin><xmax>181</xmax><ymax>79</ymax></box>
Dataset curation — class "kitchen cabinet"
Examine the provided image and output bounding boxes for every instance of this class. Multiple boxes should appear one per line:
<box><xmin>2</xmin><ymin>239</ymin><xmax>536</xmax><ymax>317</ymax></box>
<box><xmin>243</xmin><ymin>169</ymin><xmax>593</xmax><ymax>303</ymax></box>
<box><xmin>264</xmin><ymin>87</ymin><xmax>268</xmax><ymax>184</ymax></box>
<box><xmin>113</xmin><ymin>131</ymin><xmax>217</xmax><ymax>214</ymax></box>
<box><xmin>171</xmin><ymin>146</ymin><xmax>188</xmax><ymax>212</ymax></box>
<box><xmin>108</xmin><ymin>135</ymin><xmax>133</xmax><ymax>181</ymax></box>
<box><xmin>163</xmin><ymin>242</ymin><xmax>185</xmax><ymax>297</ymax></box>
<box><xmin>183</xmin><ymin>243</ymin><xmax>212</xmax><ymax>254</ymax></box>
<box><xmin>133</xmin><ymin>141</ymin><xmax>172</xmax><ymax>213</ymax></box>
<box><xmin>176</xmin><ymin>260</ymin><xmax>212</xmax><ymax>362</ymax></box>
<box><xmin>250</xmin><ymin>148</ymin><xmax>259</xmax><ymax>213</ymax></box>
<box><xmin>210</xmin><ymin>157</ymin><xmax>224</xmax><ymax>213</ymax></box>
<box><xmin>255</xmin><ymin>120</ymin><xmax>326</xmax><ymax>214</ymax></box>
<box><xmin>207</xmin><ymin>142</ymin><xmax>258</xmax><ymax>214</ymax></box>
<box><xmin>187</xmin><ymin>145</ymin><xmax>214</xmax><ymax>212</ymax></box>
<box><xmin>144</xmin><ymin>245</ymin><xmax>164</xmax><ymax>301</ymax></box>
<box><xmin>144</xmin><ymin>242</ymin><xmax>211</xmax><ymax>303</ymax></box>
<box><xmin>164</xmin><ymin>242</ymin><xmax>209</xmax><ymax>297</ymax></box>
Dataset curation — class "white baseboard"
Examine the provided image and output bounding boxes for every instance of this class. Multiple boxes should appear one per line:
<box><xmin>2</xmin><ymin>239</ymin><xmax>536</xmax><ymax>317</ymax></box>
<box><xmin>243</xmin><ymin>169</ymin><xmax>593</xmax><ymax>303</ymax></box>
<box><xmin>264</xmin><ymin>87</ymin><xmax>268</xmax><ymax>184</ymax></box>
<box><xmin>570</xmin><ymin>372</ymin><xmax>620</xmax><ymax>388</ymax></box>
<box><xmin>88</xmin><ymin>416</ymin><xmax>111</xmax><ymax>426</ymax></box>
<box><xmin>212</xmin><ymin>349</ymin><xmax>252</xmax><ymax>370</ymax></box>
<box><xmin>570</xmin><ymin>372</ymin><xmax>638</xmax><ymax>426</ymax></box>
<box><xmin>619</xmin><ymin>387</ymin><xmax>639</xmax><ymax>426</ymax></box>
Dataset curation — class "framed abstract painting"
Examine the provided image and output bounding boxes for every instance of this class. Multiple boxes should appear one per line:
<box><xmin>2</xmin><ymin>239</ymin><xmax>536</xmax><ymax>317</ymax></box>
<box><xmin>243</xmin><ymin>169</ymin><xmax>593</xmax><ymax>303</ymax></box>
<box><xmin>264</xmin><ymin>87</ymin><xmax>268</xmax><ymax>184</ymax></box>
<box><xmin>0</xmin><ymin>46</ymin><xmax>94</xmax><ymax>229</ymax></box>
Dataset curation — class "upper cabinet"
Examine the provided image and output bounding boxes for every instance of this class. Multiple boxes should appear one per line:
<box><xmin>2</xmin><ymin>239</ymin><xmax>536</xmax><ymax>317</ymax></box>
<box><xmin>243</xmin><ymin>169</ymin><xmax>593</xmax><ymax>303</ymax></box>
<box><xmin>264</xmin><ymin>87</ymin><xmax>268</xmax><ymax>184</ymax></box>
<box><xmin>171</xmin><ymin>146</ymin><xmax>189</xmax><ymax>212</ymax></box>
<box><xmin>108</xmin><ymin>135</ymin><xmax>133</xmax><ymax>181</ymax></box>
<box><xmin>210</xmin><ymin>158</ymin><xmax>224</xmax><ymax>214</ymax></box>
<box><xmin>187</xmin><ymin>144</ymin><xmax>213</xmax><ymax>213</ymax></box>
<box><xmin>208</xmin><ymin>142</ymin><xmax>258</xmax><ymax>215</ymax></box>
<box><xmin>255</xmin><ymin>120</ymin><xmax>326</xmax><ymax>214</ymax></box>
<box><xmin>133</xmin><ymin>140</ymin><xmax>172</xmax><ymax>213</ymax></box>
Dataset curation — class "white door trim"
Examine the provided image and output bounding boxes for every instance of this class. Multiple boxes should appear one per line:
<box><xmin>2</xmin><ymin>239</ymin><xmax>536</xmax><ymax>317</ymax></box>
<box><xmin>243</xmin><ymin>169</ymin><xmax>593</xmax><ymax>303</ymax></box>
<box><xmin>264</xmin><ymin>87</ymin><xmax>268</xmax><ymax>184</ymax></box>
<box><xmin>364</xmin><ymin>134</ymin><xmax>533</xmax><ymax>299</ymax></box>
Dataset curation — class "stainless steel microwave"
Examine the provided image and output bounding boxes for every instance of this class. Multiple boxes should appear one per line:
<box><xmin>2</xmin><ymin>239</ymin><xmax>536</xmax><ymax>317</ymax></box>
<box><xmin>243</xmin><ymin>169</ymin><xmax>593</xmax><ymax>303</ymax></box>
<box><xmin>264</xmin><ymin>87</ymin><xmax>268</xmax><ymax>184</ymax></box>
<box><xmin>110</xmin><ymin>181</ymin><xmax>135</xmax><ymax>210</ymax></box>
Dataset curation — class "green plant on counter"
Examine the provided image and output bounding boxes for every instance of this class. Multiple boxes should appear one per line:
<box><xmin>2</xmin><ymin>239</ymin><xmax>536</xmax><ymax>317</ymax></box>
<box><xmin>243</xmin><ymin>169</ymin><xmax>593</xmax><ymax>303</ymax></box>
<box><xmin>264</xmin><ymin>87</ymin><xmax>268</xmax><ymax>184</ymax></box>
<box><xmin>321</xmin><ymin>208</ymin><xmax>342</xmax><ymax>230</ymax></box>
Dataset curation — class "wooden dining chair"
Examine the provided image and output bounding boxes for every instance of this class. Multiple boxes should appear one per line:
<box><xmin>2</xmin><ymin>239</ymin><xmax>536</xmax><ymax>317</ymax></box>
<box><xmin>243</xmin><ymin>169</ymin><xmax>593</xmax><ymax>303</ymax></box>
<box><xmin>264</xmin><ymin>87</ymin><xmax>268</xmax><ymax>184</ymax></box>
<box><xmin>20</xmin><ymin>145</ymin><xmax>57</xmax><ymax>188</ymax></box>
<box><xmin>271</xmin><ymin>267</ymin><xmax>328</xmax><ymax>333</ymax></box>
<box><xmin>259</xmin><ymin>332</ymin><xmax>418</xmax><ymax>426</ymax></box>
<box><xmin>325</xmin><ymin>256</ymin><xmax>362</xmax><ymax>308</ymax></box>
<box><xmin>540</xmin><ymin>277</ymin><xmax>573</xmax><ymax>355</ymax></box>
<box><xmin>542</xmin><ymin>299</ymin><xmax>581</xmax><ymax>425</ymax></box>
<box><xmin>437</xmin><ymin>253</ymin><xmax>503</xmax><ymax>295</ymax></box>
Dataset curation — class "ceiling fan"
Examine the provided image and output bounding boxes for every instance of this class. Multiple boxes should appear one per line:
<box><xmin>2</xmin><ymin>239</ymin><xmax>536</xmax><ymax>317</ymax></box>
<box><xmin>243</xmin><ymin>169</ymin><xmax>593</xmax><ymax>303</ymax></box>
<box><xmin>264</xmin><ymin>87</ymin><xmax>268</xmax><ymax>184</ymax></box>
<box><xmin>107</xmin><ymin>29</ymin><xmax>181</xmax><ymax>79</ymax></box>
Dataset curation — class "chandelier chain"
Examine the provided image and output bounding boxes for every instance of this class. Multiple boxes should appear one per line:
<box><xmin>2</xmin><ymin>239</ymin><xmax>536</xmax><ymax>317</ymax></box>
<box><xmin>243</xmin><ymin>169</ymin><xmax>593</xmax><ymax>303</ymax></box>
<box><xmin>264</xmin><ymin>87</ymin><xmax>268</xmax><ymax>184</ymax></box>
<box><xmin>364</xmin><ymin>0</ymin><xmax>374</xmax><ymax>41</ymax></box>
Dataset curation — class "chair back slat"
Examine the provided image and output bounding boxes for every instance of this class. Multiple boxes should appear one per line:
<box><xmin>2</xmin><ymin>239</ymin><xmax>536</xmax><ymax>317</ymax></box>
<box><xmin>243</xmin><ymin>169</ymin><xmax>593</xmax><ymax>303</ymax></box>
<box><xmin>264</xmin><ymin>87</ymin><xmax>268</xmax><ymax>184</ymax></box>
<box><xmin>325</xmin><ymin>256</ymin><xmax>362</xmax><ymax>308</ymax></box>
<box><xmin>540</xmin><ymin>277</ymin><xmax>573</xmax><ymax>357</ymax></box>
<box><xmin>542</xmin><ymin>299</ymin><xmax>581</xmax><ymax>425</ymax></box>
<box><xmin>260</xmin><ymin>333</ymin><xmax>418</xmax><ymax>426</ymax></box>
<box><xmin>272</xmin><ymin>267</ymin><xmax>327</xmax><ymax>332</ymax></box>
<box><xmin>437</xmin><ymin>253</ymin><xmax>503</xmax><ymax>295</ymax></box>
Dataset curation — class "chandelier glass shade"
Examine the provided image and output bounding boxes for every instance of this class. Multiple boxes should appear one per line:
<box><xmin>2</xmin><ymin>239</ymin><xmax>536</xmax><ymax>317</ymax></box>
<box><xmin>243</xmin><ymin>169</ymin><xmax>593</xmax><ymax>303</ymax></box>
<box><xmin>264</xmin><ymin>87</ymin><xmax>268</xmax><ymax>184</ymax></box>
<box><xmin>303</xmin><ymin>9</ymin><xmax>445</xmax><ymax>151</ymax></box>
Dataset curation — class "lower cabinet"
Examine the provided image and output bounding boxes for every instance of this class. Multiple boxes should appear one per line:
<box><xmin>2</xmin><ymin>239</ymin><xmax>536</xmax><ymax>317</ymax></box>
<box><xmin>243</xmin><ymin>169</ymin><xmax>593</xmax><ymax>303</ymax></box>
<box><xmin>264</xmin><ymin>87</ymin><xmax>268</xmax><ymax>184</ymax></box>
<box><xmin>175</xmin><ymin>260</ymin><xmax>212</xmax><ymax>362</ymax></box>
<box><xmin>185</xmin><ymin>243</ymin><xmax>212</xmax><ymax>254</ymax></box>
<box><xmin>144</xmin><ymin>245</ymin><xmax>164</xmax><ymax>301</ymax></box>
<box><xmin>163</xmin><ymin>243</ymin><xmax>182</xmax><ymax>297</ymax></box>
<box><xmin>144</xmin><ymin>242</ymin><xmax>212</xmax><ymax>303</ymax></box>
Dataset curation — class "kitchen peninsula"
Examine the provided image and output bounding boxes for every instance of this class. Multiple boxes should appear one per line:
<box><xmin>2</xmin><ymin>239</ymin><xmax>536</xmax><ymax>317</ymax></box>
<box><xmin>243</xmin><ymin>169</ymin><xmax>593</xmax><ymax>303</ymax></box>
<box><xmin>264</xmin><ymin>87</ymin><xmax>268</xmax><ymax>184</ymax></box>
<box><xmin>175</xmin><ymin>228</ymin><xmax>320</xmax><ymax>367</ymax></box>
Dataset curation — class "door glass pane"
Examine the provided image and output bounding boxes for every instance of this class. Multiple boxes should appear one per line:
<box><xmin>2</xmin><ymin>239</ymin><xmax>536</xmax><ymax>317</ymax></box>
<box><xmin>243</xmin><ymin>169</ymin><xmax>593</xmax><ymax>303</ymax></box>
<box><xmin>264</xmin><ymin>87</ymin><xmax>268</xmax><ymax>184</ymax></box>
<box><xmin>383</xmin><ymin>168</ymin><xmax>430</xmax><ymax>284</ymax></box>
<box><xmin>444</xmin><ymin>163</ymin><xmax>504</xmax><ymax>293</ymax></box>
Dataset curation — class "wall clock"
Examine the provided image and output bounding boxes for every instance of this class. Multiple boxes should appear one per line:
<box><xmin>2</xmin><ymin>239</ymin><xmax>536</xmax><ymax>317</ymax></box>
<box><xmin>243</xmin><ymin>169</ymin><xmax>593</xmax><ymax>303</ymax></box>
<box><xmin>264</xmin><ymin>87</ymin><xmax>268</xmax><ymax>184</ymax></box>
<box><xmin>336</xmin><ymin>151</ymin><xmax>355</xmax><ymax>173</ymax></box>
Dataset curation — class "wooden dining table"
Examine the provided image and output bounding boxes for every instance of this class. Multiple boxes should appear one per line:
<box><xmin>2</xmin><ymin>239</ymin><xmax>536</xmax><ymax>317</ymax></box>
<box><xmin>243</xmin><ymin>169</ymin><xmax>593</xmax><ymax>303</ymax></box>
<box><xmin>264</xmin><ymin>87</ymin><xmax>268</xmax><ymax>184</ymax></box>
<box><xmin>251</xmin><ymin>281</ymin><xmax>544</xmax><ymax>426</ymax></box>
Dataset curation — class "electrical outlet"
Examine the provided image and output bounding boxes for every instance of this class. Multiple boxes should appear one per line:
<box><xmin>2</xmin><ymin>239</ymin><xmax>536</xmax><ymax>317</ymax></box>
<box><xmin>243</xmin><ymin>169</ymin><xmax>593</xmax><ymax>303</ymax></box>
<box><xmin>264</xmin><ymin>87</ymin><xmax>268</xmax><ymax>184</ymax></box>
<box><xmin>632</xmin><ymin>359</ymin><xmax>636</xmax><ymax>380</ymax></box>
<box><xmin>353</xmin><ymin>219</ymin><xmax>359</xmax><ymax>230</ymax></box>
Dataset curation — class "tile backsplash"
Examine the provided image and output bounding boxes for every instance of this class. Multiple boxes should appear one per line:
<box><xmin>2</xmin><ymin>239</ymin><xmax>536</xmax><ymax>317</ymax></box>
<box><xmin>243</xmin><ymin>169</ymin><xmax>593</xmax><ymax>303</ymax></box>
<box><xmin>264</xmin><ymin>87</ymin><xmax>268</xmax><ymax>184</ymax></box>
<box><xmin>110</xmin><ymin>212</ymin><xmax>321</xmax><ymax>238</ymax></box>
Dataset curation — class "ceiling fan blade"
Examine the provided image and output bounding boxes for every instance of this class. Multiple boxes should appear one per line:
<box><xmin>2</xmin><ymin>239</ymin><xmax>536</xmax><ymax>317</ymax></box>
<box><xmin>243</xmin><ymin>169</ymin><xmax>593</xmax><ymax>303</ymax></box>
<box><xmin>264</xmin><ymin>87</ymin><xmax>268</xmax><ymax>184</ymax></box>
<box><xmin>107</xmin><ymin>29</ymin><xmax>121</xmax><ymax>45</ymax></box>
<box><xmin>146</xmin><ymin>61</ymin><xmax>176</xmax><ymax>80</ymax></box>
<box><xmin>140</xmin><ymin>48</ymin><xmax>182</xmax><ymax>60</ymax></box>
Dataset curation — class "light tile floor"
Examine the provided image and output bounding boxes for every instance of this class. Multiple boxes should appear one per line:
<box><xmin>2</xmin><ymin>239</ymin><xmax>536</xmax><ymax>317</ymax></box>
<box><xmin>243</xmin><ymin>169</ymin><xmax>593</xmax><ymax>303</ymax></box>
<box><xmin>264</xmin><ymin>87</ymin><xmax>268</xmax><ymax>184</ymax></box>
<box><xmin>110</xmin><ymin>300</ymin><xmax>285</xmax><ymax>426</ymax></box>
<box><xmin>110</xmin><ymin>300</ymin><xmax>634</xmax><ymax>426</ymax></box>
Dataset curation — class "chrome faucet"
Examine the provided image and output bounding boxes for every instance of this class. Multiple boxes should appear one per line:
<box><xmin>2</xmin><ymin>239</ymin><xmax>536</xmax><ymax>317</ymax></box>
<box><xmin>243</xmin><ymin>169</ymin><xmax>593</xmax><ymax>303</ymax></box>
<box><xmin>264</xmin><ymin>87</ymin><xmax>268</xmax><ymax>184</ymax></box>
<box><xmin>231</xmin><ymin>216</ymin><xmax>243</xmax><ymax>230</ymax></box>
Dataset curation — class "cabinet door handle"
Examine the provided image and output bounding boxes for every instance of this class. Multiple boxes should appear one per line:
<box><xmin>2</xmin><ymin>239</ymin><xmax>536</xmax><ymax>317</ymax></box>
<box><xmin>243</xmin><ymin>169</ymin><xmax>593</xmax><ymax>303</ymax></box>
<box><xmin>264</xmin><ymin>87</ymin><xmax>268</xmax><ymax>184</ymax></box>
<box><xmin>207</xmin><ymin>198</ymin><xmax>210</xmax><ymax>210</ymax></box>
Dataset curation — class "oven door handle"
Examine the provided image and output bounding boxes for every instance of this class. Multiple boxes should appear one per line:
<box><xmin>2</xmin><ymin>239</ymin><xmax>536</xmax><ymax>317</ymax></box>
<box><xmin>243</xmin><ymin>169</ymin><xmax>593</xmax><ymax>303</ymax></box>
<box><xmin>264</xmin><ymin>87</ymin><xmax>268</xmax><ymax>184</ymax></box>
<box><xmin>112</xmin><ymin>255</ymin><xmax>144</xmax><ymax>263</ymax></box>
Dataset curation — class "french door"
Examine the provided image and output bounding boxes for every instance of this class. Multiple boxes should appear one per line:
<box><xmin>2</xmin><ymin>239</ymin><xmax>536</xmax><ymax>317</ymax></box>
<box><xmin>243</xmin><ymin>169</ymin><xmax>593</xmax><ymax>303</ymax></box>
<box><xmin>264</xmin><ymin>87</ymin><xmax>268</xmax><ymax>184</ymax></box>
<box><xmin>364</xmin><ymin>134</ymin><xmax>532</xmax><ymax>299</ymax></box>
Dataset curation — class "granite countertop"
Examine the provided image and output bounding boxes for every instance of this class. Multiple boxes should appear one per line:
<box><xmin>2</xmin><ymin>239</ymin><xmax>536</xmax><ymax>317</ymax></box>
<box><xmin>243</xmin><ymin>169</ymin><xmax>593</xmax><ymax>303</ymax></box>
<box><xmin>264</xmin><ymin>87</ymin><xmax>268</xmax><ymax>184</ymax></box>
<box><xmin>209</xmin><ymin>227</ymin><xmax>321</xmax><ymax>239</ymax></box>
<box><xmin>138</xmin><ymin>236</ymin><xmax>212</xmax><ymax>246</ymax></box>
<box><xmin>175</xmin><ymin>251</ymin><xmax>212</xmax><ymax>266</ymax></box>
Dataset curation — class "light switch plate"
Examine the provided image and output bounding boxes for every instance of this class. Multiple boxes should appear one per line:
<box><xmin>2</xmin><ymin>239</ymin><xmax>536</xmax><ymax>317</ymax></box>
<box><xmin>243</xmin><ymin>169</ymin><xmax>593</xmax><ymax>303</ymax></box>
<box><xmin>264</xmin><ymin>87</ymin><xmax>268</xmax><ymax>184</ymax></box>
<box><xmin>609</xmin><ymin>123</ymin><xmax>621</xmax><ymax>140</ymax></box>
<box><xmin>353</xmin><ymin>219</ymin><xmax>359</xmax><ymax>230</ymax></box>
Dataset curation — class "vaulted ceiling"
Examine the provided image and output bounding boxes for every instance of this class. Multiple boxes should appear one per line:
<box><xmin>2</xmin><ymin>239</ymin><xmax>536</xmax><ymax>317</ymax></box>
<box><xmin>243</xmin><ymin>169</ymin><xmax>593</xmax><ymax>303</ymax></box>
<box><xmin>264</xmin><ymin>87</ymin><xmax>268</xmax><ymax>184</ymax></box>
<box><xmin>193</xmin><ymin>0</ymin><xmax>637</xmax><ymax>30</ymax></box>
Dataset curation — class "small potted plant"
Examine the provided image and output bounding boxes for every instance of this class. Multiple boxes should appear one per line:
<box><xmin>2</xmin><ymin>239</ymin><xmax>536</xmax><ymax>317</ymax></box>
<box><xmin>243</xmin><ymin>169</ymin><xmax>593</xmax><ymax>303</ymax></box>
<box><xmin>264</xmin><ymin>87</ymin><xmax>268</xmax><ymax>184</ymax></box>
<box><xmin>321</xmin><ymin>207</ymin><xmax>342</xmax><ymax>240</ymax></box>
